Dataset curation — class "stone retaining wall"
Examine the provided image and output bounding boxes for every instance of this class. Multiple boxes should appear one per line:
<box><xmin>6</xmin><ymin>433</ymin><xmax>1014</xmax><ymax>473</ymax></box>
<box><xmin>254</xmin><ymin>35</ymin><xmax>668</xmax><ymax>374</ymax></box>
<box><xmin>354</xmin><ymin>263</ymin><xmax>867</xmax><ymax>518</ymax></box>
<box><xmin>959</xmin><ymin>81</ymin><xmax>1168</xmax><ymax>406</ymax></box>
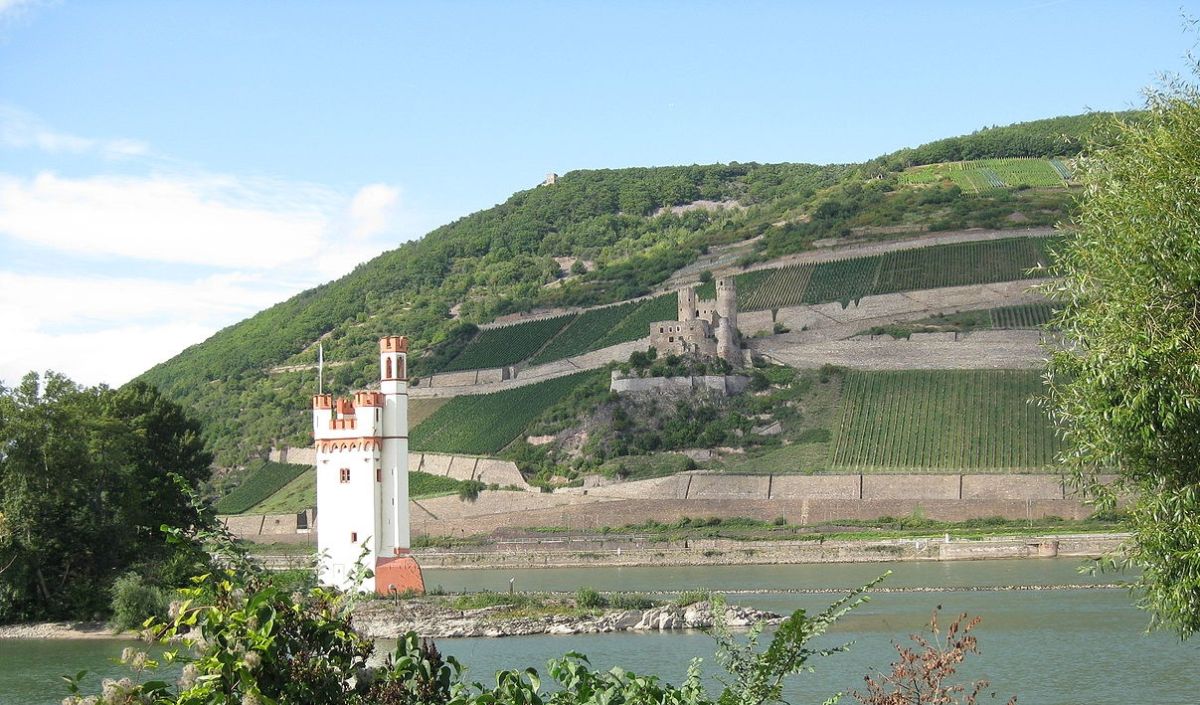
<box><xmin>414</xmin><ymin>532</ymin><xmax>1123</xmax><ymax>570</ymax></box>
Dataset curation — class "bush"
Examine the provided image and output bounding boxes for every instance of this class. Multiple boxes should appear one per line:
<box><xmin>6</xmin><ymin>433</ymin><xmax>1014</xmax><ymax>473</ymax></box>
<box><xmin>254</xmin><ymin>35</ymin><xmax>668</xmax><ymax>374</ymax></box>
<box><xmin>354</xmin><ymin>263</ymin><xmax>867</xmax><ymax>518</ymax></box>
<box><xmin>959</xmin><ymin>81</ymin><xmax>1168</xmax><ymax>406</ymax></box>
<box><xmin>457</xmin><ymin>479</ymin><xmax>487</xmax><ymax>503</ymax></box>
<box><xmin>676</xmin><ymin>589</ymin><xmax>713</xmax><ymax>607</ymax></box>
<box><xmin>109</xmin><ymin>572</ymin><xmax>168</xmax><ymax>631</ymax></box>
<box><xmin>575</xmin><ymin>587</ymin><xmax>606</xmax><ymax>609</ymax></box>
<box><xmin>608</xmin><ymin>593</ymin><xmax>655</xmax><ymax>610</ymax></box>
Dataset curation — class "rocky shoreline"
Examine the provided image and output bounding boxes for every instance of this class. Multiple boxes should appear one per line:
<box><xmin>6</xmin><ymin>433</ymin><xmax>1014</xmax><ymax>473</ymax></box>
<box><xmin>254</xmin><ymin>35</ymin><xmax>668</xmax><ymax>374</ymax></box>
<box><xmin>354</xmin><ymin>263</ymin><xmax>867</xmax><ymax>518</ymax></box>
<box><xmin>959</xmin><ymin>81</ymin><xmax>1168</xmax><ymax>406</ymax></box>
<box><xmin>353</xmin><ymin>600</ymin><xmax>780</xmax><ymax>639</ymax></box>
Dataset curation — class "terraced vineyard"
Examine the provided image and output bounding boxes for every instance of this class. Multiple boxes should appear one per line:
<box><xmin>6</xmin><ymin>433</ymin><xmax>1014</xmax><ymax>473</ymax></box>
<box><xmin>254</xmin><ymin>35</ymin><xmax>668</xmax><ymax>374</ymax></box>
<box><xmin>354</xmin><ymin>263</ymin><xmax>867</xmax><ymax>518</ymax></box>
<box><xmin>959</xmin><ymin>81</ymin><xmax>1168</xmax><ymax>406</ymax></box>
<box><xmin>528</xmin><ymin>301</ymin><xmax>640</xmax><ymax>364</ymax></box>
<box><xmin>738</xmin><ymin>236</ymin><xmax>1057</xmax><ymax>311</ymax></box>
<box><xmin>441</xmin><ymin>315</ymin><xmax>573</xmax><ymax>371</ymax></box>
<box><xmin>581</xmin><ymin>293</ymin><xmax>678</xmax><ymax>351</ymax></box>
<box><xmin>740</xmin><ymin>264</ymin><xmax>814</xmax><ymax>310</ymax></box>
<box><xmin>829</xmin><ymin>369</ymin><xmax>1061</xmax><ymax>471</ymax></box>
<box><xmin>898</xmin><ymin>158</ymin><xmax>1072</xmax><ymax>192</ymax></box>
<box><xmin>215</xmin><ymin>461</ymin><xmax>310</xmax><ymax>514</ymax></box>
<box><xmin>411</xmin><ymin>370</ymin><xmax>601</xmax><ymax>454</ymax></box>
<box><xmin>802</xmin><ymin>255</ymin><xmax>881</xmax><ymax>305</ymax></box>
<box><xmin>990</xmin><ymin>302</ymin><xmax>1056</xmax><ymax>329</ymax></box>
<box><xmin>874</xmin><ymin>237</ymin><xmax>1050</xmax><ymax>293</ymax></box>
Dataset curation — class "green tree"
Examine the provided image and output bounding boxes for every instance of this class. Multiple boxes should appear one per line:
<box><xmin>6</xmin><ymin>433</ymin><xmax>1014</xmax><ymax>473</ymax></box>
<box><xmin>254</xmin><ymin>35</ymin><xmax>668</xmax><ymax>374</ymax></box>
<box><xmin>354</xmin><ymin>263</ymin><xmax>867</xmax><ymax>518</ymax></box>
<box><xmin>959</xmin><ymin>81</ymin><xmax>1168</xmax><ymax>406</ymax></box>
<box><xmin>1043</xmin><ymin>65</ymin><xmax>1200</xmax><ymax>637</ymax></box>
<box><xmin>0</xmin><ymin>372</ymin><xmax>212</xmax><ymax>622</ymax></box>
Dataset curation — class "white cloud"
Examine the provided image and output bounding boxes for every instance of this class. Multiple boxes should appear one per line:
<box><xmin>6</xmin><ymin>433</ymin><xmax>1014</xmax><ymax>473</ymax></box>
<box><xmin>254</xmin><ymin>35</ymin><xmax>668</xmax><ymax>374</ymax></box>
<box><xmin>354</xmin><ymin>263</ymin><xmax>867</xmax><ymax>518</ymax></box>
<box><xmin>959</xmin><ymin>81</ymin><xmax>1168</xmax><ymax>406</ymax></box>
<box><xmin>0</xmin><ymin>271</ymin><xmax>301</xmax><ymax>387</ymax></box>
<box><xmin>0</xmin><ymin>172</ymin><xmax>330</xmax><ymax>268</ymax></box>
<box><xmin>0</xmin><ymin>109</ymin><xmax>437</xmax><ymax>386</ymax></box>
<box><xmin>348</xmin><ymin>183</ymin><xmax>400</xmax><ymax>240</ymax></box>
<box><xmin>0</xmin><ymin>106</ymin><xmax>149</xmax><ymax>158</ymax></box>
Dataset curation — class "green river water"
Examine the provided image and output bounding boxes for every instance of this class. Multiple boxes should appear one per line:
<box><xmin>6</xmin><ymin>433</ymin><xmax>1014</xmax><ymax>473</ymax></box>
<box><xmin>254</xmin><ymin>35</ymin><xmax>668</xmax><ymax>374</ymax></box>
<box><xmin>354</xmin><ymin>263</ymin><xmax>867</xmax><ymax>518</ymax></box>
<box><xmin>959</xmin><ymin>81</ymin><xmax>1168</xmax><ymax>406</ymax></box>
<box><xmin>3</xmin><ymin>559</ymin><xmax>1196</xmax><ymax>705</ymax></box>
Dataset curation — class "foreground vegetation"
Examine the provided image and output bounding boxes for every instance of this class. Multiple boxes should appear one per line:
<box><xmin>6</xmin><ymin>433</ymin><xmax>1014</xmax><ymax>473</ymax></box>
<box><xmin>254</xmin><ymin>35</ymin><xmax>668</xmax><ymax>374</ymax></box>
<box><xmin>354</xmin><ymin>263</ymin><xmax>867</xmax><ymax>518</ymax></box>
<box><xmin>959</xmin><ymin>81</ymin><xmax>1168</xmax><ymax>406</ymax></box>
<box><xmin>0</xmin><ymin>373</ymin><xmax>212</xmax><ymax>623</ymax></box>
<box><xmin>1043</xmin><ymin>64</ymin><xmax>1200</xmax><ymax>638</ymax></box>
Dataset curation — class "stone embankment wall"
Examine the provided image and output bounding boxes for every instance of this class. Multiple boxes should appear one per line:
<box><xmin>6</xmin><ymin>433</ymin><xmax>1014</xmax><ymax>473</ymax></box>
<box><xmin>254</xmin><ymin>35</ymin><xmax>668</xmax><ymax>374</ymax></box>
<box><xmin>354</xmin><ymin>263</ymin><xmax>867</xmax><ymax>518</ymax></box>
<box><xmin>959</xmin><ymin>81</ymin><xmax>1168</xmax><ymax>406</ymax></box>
<box><xmin>414</xmin><ymin>533</ymin><xmax>1124</xmax><ymax>570</ymax></box>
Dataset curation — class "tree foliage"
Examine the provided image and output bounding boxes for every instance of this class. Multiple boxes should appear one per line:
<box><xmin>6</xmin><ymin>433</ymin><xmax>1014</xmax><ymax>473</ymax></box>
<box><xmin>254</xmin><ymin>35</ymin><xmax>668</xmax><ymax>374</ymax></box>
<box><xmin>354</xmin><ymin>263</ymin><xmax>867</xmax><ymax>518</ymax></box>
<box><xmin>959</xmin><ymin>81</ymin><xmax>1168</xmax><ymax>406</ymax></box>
<box><xmin>1043</xmin><ymin>67</ymin><xmax>1200</xmax><ymax>637</ymax></box>
<box><xmin>0</xmin><ymin>372</ymin><xmax>212</xmax><ymax>622</ymax></box>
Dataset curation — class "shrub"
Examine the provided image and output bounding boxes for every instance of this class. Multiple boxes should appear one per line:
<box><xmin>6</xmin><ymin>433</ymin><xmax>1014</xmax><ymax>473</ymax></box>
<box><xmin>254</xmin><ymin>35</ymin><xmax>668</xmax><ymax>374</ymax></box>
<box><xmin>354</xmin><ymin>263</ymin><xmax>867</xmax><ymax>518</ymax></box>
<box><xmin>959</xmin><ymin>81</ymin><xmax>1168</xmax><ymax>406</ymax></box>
<box><xmin>608</xmin><ymin>593</ymin><xmax>655</xmax><ymax>610</ymax></box>
<box><xmin>109</xmin><ymin>572</ymin><xmax>168</xmax><ymax>631</ymax></box>
<box><xmin>575</xmin><ymin>587</ymin><xmax>606</xmax><ymax>609</ymax></box>
<box><xmin>457</xmin><ymin>479</ymin><xmax>487</xmax><ymax>503</ymax></box>
<box><xmin>676</xmin><ymin>589</ymin><xmax>713</xmax><ymax>607</ymax></box>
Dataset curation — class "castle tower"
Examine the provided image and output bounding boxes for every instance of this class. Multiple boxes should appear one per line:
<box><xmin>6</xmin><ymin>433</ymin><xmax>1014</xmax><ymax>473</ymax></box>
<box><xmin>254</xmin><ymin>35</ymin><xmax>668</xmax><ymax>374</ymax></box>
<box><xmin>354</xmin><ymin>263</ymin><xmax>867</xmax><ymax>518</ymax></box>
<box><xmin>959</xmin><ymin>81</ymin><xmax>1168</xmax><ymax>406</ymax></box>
<box><xmin>716</xmin><ymin>277</ymin><xmax>737</xmax><ymax>331</ymax></box>
<box><xmin>715</xmin><ymin>278</ymin><xmax>741</xmax><ymax>365</ymax></box>
<box><xmin>313</xmin><ymin>336</ymin><xmax>424</xmax><ymax>594</ymax></box>
<box><xmin>679</xmin><ymin>286</ymin><xmax>698</xmax><ymax>321</ymax></box>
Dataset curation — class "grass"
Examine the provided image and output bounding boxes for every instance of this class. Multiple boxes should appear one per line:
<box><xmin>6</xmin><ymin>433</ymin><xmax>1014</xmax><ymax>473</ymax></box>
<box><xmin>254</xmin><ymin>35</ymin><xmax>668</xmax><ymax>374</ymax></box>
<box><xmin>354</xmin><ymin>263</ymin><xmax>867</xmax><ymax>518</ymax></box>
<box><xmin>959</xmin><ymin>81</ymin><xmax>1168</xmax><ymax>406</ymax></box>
<box><xmin>409</xmin><ymin>471</ymin><xmax>472</xmax><ymax>499</ymax></box>
<box><xmin>829</xmin><ymin>369</ymin><xmax>1062</xmax><ymax>471</ymax></box>
<box><xmin>596</xmin><ymin>453</ymin><xmax>696</xmax><ymax>481</ymax></box>
<box><xmin>549</xmin><ymin>513</ymin><xmax>1125</xmax><ymax>544</ymax></box>
<box><xmin>411</xmin><ymin>370</ymin><xmax>603</xmax><ymax>454</ymax></box>
<box><xmin>215</xmin><ymin>460</ymin><xmax>310</xmax><ymax>514</ymax></box>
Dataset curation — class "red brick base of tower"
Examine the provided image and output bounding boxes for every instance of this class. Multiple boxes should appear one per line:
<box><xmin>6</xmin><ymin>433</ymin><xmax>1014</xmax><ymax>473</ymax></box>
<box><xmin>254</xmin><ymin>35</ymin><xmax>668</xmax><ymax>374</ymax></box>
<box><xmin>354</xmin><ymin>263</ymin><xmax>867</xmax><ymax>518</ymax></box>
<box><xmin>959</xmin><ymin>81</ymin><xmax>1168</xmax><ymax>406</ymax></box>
<box><xmin>375</xmin><ymin>554</ymin><xmax>425</xmax><ymax>595</ymax></box>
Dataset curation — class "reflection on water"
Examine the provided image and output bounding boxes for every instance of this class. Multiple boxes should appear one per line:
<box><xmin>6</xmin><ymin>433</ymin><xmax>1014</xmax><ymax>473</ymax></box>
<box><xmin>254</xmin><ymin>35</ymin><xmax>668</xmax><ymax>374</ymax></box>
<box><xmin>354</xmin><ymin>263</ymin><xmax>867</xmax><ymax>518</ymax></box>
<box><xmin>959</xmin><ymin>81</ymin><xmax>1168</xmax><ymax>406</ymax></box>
<box><xmin>4</xmin><ymin>560</ymin><xmax>1195</xmax><ymax>705</ymax></box>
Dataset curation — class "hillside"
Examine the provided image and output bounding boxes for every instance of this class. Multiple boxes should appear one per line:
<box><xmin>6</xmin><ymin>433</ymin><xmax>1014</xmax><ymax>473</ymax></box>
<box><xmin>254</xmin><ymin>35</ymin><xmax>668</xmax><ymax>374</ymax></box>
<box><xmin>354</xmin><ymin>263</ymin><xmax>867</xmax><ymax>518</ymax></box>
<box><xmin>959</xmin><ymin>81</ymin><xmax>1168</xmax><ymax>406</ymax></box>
<box><xmin>138</xmin><ymin>112</ymin><xmax>1118</xmax><ymax>467</ymax></box>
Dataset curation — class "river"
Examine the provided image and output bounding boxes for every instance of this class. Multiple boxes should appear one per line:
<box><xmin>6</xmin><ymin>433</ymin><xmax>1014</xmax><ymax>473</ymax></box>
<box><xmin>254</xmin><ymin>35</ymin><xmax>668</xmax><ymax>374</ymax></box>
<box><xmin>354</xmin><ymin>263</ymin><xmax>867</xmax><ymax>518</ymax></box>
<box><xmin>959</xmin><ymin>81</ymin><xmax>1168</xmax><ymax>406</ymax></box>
<box><xmin>2</xmin><ymin>559</ymin><xmax>1196</xmax><ymax>705</ymax></box>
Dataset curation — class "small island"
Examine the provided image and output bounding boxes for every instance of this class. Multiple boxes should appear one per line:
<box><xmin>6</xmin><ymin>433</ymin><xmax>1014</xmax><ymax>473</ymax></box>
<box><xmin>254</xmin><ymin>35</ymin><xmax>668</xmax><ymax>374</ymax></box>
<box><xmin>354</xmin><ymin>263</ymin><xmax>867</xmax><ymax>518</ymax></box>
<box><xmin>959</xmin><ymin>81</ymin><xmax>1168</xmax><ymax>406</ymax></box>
<box><xmin>353</xmin><ymin>592</ymin><xmax>779</xmax><ymax>639</ymax></box>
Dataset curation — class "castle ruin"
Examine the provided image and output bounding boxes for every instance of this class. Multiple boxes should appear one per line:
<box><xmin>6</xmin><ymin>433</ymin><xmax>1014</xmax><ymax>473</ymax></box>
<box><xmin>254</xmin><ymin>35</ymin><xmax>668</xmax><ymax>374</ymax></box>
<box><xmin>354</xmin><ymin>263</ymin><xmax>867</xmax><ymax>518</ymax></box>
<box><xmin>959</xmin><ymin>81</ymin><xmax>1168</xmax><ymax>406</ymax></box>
<box><xmin>650</xmin><ymin>278</ymin><xmax>741</xmax><ymax>365</ymax></box>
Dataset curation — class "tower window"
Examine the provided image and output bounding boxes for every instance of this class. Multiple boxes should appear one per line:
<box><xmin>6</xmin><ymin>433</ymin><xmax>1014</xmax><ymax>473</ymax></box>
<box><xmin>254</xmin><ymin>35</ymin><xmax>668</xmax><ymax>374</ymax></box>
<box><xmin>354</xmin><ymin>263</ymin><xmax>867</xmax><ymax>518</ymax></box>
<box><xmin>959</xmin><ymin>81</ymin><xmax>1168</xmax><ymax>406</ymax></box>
<box><xmin>350</xmin><ymin>532</ymin><xmax>357</xmax><ymax>543</ymax></box>
<box><xmin>376</xmin><ymin>467</ymin><xmax>382</xmax><ymax>483</ymax></box>
<box><xmin>385</xmin><ymin>357</ymin><xmax>393</xmax><ymax>379</ymax></box>
<box><xmin>339</xmin><ymin>468</ymin><xmax>350</xmax><ymax>483</ymax></box>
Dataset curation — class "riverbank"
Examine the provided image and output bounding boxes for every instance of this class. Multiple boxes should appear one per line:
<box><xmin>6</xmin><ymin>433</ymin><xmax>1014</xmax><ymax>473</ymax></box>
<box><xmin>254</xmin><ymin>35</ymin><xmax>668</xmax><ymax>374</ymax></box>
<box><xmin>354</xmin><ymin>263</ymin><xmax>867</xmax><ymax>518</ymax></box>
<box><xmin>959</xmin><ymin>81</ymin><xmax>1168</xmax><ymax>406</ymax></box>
<box><xmin>0</xmin><ymin>621</ymin><xmax>127</xmax><ymax>640</ymax></box>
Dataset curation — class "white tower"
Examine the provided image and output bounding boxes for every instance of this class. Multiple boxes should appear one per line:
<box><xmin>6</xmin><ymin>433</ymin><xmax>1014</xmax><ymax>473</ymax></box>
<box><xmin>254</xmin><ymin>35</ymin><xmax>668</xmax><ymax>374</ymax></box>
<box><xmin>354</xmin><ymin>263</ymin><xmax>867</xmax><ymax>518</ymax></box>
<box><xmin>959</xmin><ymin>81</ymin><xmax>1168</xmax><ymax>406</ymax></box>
<box><xmin>313</xmin><ymin>335</ymin><xmax>424</xmax><ymax>594</ymax></box>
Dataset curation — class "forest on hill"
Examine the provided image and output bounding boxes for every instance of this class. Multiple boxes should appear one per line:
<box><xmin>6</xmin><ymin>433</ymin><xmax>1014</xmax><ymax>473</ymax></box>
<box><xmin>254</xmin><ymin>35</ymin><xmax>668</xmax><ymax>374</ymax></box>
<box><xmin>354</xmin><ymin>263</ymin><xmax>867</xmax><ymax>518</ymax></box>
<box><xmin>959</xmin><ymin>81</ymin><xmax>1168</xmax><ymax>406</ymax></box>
<box><xmin>137</xmin><ymin>112</ymin><xmax>1119</xmax><ymax>468</ymax></box>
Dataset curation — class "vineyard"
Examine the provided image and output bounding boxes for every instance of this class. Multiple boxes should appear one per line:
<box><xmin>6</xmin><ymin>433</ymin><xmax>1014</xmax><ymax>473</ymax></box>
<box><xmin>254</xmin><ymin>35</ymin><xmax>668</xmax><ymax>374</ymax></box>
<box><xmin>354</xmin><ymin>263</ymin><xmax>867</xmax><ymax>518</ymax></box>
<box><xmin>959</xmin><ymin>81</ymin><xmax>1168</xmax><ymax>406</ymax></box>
<box><xmin>410</xmin><ymin>370</ymin><xmax>601</xmax><ymax>454</ymax></box>
<box><xmin>737</xmin><ymin>236</ymin><xmax>1057</xmax><ymax>311</ymax></box>
<box><xmin>528</xmin><ymin>301</ymin><xmax>641</xmax><ymax>364</ymax></box>
<box><xmin>989</xmin><ymin>302</ymin><xmax>1056</xmax><ymax>329</ymax></box>
<box><xmin>591</xmin><ymin>293</ymin><xmax>678</xmax><ymax>349</ymax></box>
<box><xmin>215</xmin><ymin>461</ymin><xmax>310</xmax><ymax>514</ymax></box>
<box><xmin>829</xmin><ymin>369</ymin><xmax>1061</xmax><ymax>471</ymax></box>
<box><xmin>739</xmin><ymin>264</ymin><xmax>814</xmax><ymax>310</ymax></box>
<box><xmin>898</xmin><ymin>157</ymin><xmax>1073</xmax><ymax>192</ymax></box>
<box><xmin>439</xmin><ymin>295</ymin><xmax>678</xmax><ymax>372</ymax></box>
<box><xmin>440</xmin><ymin>315</ymin><xmax>573</xmax><ymax>371</ymax></box>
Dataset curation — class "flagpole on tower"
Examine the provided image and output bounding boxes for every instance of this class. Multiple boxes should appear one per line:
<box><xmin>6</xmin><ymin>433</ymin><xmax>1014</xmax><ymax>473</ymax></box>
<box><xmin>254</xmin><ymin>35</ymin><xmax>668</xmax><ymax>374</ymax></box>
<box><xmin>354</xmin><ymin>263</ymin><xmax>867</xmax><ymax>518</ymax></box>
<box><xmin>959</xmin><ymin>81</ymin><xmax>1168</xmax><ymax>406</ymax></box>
<box><xmin>318</xmin><ymin>343</ymin><xmax>324</xmax><ymax>395</ymax></box>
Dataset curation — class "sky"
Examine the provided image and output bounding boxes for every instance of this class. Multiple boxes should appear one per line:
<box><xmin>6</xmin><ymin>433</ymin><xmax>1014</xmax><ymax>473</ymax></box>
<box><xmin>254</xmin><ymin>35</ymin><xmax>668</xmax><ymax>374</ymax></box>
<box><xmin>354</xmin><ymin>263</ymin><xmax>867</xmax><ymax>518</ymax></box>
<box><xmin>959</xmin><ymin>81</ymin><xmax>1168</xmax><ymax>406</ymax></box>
<box><xmin>0</xmin><ymin>0</ymin><xmax>1196</xmax><ymax>387</ymax></box>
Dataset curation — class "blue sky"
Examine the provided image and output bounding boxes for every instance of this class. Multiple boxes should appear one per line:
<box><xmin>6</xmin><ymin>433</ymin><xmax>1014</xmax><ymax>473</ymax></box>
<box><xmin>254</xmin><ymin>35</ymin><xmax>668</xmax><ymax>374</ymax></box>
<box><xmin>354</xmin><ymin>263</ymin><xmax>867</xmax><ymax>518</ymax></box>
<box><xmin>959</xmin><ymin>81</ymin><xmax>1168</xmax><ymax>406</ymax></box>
<box><xmin>0</xmin><ymin>0</ymin><xmax>1196</xmax><ymax>386</ymax></box>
